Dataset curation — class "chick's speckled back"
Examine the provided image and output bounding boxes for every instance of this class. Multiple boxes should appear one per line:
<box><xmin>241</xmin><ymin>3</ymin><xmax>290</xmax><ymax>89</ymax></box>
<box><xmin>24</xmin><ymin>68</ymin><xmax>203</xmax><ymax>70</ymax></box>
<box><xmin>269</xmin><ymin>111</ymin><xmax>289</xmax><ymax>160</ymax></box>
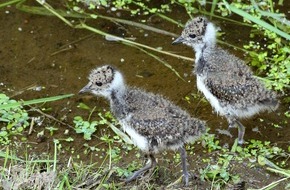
<box><xmin>200</xmin><ymin>46</ymin><xmax>277</xmax><ymax>110</ymax></box>
<box><xmin>113</xmin><ymin>87</ymin><xmax>205</xmax><ymax>153</ymax></box>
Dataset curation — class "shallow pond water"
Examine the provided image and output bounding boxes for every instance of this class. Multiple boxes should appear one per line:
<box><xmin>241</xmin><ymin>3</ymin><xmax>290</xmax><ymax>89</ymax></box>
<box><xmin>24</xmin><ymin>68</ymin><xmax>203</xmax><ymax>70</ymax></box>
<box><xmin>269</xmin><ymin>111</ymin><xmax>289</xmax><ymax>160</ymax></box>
<box><xmin>0</xmin><ymin>1</ymin><xmax>289</xmax><ymax>189</ymax></box>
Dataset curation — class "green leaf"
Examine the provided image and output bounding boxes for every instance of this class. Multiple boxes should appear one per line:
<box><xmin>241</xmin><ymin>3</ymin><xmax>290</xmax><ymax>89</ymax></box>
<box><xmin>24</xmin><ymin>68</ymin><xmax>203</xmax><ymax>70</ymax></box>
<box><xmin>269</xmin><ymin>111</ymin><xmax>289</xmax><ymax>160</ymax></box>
<box><xmin>0</xmin><ymin>131</ymin><xmax>8</xmax><ymax>136</ymax></box>
<box><xmin>77</xmin><ymin>103</ymin><xmax>91</xmax><ymax>110</ymax></box>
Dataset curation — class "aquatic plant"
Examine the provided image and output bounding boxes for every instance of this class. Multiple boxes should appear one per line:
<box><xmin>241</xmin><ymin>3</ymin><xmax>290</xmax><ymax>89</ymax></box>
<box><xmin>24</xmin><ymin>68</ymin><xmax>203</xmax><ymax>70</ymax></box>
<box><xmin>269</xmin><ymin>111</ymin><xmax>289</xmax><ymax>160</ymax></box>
<box><xmin>199</xmin><ymin>133</ymin><xmax>290</xmax><ymax>189</ymax></box>
<box><xmin>0</xmin><ymin>94</ymin><xmax>29</xmax><ymax>145</ymax></box>
<box><xmin>0</xmin><ymin>93</ymin><xmax>73</xmax><ymax>144</ymax></box>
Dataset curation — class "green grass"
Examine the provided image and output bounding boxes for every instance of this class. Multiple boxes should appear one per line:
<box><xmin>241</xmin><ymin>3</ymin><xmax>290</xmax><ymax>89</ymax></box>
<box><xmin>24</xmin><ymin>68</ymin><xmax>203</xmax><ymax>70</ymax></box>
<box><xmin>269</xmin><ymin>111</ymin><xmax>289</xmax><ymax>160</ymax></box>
<box><xmin>0</xmin><ymin>96</ymin><xmax>289</xmax><ymax>188</ymax></box>
<box><xmin>0</xmin><ymin>93</ymin><xmax>74</xmax><ymax>145</ymax></box>
<box><xmin>1</xmin><ymin>127</ymin><xmax>289</xmax><ymax>189</ymax></box>
<box><xmin>0</xmin><ymin>94</ymin><xmax>74</xmax><ymax>110</ymax></box>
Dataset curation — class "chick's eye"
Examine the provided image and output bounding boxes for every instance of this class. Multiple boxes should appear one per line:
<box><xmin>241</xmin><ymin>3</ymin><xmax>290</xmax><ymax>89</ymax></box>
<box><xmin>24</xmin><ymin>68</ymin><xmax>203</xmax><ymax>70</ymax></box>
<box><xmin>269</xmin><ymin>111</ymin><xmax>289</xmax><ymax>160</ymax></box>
<box><xmin>189</xmin><ymin>34</ymin><xmax>196</xmax><ymax>38</ymax></box>
<box><xmin>95</xmin><ymin>82</ymin><xmax>102</xmax><ymax>86</ymax></box>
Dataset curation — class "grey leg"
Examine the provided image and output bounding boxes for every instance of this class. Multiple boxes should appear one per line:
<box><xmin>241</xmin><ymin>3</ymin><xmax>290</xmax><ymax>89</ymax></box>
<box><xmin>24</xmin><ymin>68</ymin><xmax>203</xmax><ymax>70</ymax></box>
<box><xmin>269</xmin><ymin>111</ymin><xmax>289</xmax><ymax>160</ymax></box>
<box><xmin>125</xmin><ymin>154</ymin><xmax>156</xmax><ymax>183</ymax></box>
<box><xmin>227</xmin><ymin>117</ymin><xmax>237</xmax><ymax>128</ymax></box>
<box><xmin>236</xmin><ymin>120</ymin><xmax>245</xmax><ymax>145</ymax></box>
<box><xmin>227</xmin><ymin>116</ymin><xmax>245</xmax><ymax>145</ymax></box>
<box><xmin>179</xmin><ymin>147</ymin><xmax>189</xmax><ymax>186</ymax></box>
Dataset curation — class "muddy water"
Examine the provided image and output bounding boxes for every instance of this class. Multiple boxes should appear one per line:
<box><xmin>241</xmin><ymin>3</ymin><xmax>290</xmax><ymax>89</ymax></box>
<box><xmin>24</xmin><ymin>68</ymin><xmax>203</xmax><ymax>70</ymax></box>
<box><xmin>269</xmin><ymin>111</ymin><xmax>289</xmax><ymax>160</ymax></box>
<box><xmin>1</xmin><ymin>2</ymin><xmax>289</xmax><ymax>189</ymax></box>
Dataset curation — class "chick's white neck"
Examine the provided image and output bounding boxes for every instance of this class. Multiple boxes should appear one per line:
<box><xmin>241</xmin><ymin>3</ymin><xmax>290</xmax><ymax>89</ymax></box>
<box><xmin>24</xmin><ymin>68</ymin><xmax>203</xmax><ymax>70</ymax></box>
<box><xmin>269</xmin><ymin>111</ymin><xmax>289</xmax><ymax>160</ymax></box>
<box><xmin>111</xmin><ymin>71</ymin><xmax>125</xmax><ymax>91</ymax></box>
<box><xmin>193</xmin><ymin>22</ymin><xmax>216</xmax><ymax>63</ymax></box>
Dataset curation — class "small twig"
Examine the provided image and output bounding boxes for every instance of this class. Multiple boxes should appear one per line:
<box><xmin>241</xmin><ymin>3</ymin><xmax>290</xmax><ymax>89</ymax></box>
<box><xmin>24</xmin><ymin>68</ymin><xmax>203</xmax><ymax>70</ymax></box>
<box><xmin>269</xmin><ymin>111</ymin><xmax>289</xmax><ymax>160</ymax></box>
<box><xmin>80</xmin><ymin>178</ymin><xmax>102</xmax><ymax>189</ymax></box>
<box><xmin>58</xmin><ymin>33</ymin><xmax>95</xmax><ymax>49</ymax></box>
<box><xmin>28</xmin><ymin>117</ymin><xmax>35</xmax><ymax>135</ymax></box>
<box><xmin>50</xmin><ymin>46</ymin><xmax>74</xmax><ymax>56</ymax></box>
<box><xmin>10</xmin><ymin>84</ymin><xmax>38</xmax><ymax>97</ymax></box>
<box><xmin>95</xmin><ymin>168</ymin><xmax>116</xmax><ymax>190</ymax></box>
<box><xmin>166</xmin><ymin>175</ymin><xmax>183</xmax><ymax>188</ymax></box>
<box><xmin>248</xmin><ymin>176</ymin><xmax>290</xmax><ymax>190</ymax></box>
<box><xmin>51</xmin><ymin>33</ymin><xmax>96</xmax><ymax>56</ymax></box>
<box><xmin>88</xmin><ymin>106</ymin><xmax>97</xmax><ymax>122</ymax></box>
<box><xmin>30</xmin><ymin>106</ymin><xmax>74</xmax><ymax>130</ymax></box>
<box><xmin>27</xmin><ymin>57</ymin><xmax>36</xmax><ymax>64</ymax></box>
<box><xmin>193</xmin><ymin>97</ymin><xmax>206</xmax><ymax>116</ymax></box>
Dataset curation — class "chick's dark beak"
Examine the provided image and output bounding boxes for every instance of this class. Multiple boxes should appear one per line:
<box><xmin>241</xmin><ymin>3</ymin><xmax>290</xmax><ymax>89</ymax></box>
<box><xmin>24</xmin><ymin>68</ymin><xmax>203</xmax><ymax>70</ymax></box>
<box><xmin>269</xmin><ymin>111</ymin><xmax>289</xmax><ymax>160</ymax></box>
<box><xmin>79</xmin><ymin>83</ymin><xmax>91</xmax><ymax>94</ymax></box>
<box><xmin>172</xmin><ymin>36</ymin><xmax>184</xmax><ymax>45</ymax></box>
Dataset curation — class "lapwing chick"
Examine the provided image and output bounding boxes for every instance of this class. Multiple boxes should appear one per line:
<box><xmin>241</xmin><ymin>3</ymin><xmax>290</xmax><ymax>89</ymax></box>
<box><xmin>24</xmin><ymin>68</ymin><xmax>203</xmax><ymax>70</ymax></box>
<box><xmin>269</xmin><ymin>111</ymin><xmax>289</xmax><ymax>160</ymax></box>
<box><xmin>79</xmin><ymin>65</ymin><xmax>206</xmax><ymax>185</ymax></box>
<box><xmin>172</xmin><ymin>16</ymin><xmax>278</xmax><ymax>144</ymax></box>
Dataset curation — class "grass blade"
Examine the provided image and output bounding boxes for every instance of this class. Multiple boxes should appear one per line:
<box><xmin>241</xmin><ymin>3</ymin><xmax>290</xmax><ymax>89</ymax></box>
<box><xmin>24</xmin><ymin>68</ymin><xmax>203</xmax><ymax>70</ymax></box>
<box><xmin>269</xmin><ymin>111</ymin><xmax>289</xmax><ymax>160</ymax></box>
<box><xmin>0</xmin><ymin>0</ymin><xmax>22</xmax><ymax>8</ymax></box>
<box><xmin>223</xmin><ymin>0</ymin><xmax>290</xmax><ymax>40</ymax></box>
<box><xmin>98</xmin><ymin>114</ymin><xmax>133</xmax><ymax>145</ymax></box>
<box><xmin>0</xmin><ymin>94</ymin><xmax>74</xmax><ymax>109</ymax></box>
<box><xmin>210</xmin><ymin>0</ymin><xmax>219</xmax><ymax>19</ymax></box>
